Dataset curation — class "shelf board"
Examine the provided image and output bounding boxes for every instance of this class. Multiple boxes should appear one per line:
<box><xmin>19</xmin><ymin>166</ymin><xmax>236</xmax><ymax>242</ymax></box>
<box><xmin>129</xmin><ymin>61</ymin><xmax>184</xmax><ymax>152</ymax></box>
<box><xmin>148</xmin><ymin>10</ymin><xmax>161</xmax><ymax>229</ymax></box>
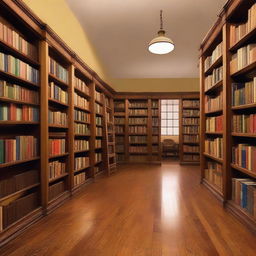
<box><xmin>230</xmin><ymin>27</ymin><xmax>256</xmax><ymax>52</ymax></box>
<box><xmin>0</xmin><ymin>97</ymin><xmax>39</xmax><ymax>106</ymax></box>
<box><xmin>0</xmin><ymin>121</ymin><xmax>39</xmax><ymax>125</ymax></box>
<box><xmin>49</xmin><ymin>153</ymin><xmax>69</xmax><ymax>160</ymax></box>
<box><xmin>74</xmin><ymin>166</ymin><xmax>90</xmax><ymax>173</ymax></box>
<box><xmin>96</xmin><ymin>124</ymin><xmax>103</xmax><ymax>127</ymax></box>
<box><xmin>129</xmin><ymin>114</ymin><xmax>148</xmax><ymax>117</ymax></box>
<box><xmin>0</xmin><ymin>39</ymin><xmax>40</xmax><ymax>67</ymax></box>
<box><xmin>49</xmin><ymin>98</ymin><xmax>69</xmax><ymax>107</ymax></box>
<box><xmin>0</xmin><ymin>183</ymin><xmax>40</xmax><ymax>203</ymax></box>
<box><xmin>231</xmin><ymin>61</ymin><xmax>256</xmax><ymax>78</ymax></box>
<box><xmin>183</xmin><ymin>141</ymin><xmax>199</xmax><ymax>145</ymax></box>
<box><xmin>75</xmin><ymin>133</ymin><xmax>90</xmax><ymax>137</ymax></box>
<box><xmin>204</xmin><ymin>55</ymin><xmax>223</xmax><ymax>75</ymax></box>
<box><xmin>49</xmin><ymin>173</ymin><xmax>69</xmax><ymax>183</ymax></box>
<box><xmin>49</xmin><ymin>73</ymin><xmax>69</xmax><ymax>87</ymax></box>
<box><xmin>96</xmin><ymin>112</ymin><xmax>103</xmax><ymax>116</ymax></box>
<box><xmin>74</xmin><ymin>149</ymin><xmax>89</xmax><ymax>154</ymax></box>
<box><xmin>0</xmin><ymin>70</ymin><xmax>39</xmax><ymax>88</ymax></box>
<box><xmin>74</xmin><ymin>105</ymin><xmax>90</xmax><ymax>112</ymax></box>
<box><xmin>48</xmin><ymin>124</ymin><xmax>68</xmax><ymax>129</ymax></box>
<box><xmin>205</xmin><ymin>109</ymin><xmax>223</xmax><ymax>115</ymax></box>
<box><xmin>0</xmin><ymin>156</ymin><xmax>40</xmax><ymax>168</ymax></box>
<box><xmin>205</xmin><ymin>131</ymin><xmax>223</xmax><ymax>135</ymax></box>
<box><xmin>232</xmin><ymin>132</ymin><xmax>256</xmax><ymax>138</ymax></box>
<box><xmin>95</xmin><ymin>160</ymin><xmax>103</xmax><ymax>165</ymax></box>
<box><xmin>204</xmin><ymin>80</ymin><xmax>223</xmax><ymax>95</ymax></box>
<box><xmin>182</xmin><ymin>106</ymin><xmax>200</xmax><ymax>110</ymax></box>
<box><xmin>74</xmin><ymin>120</ymin><xmax>90</xmax><ymax>125</ymax></box>
<box><xmin>183</xmin><ymin>151</ymin><xmax>200</xmax><ymax>154</ymax></box>
<box><xmin>129</xmin><ymin>133</ymin><xmax>147</xmax><ymax>135</ymax></box>
<box><xmin>128</xmin><ymin>106</ymin><xmax>148</xmax><ymax>109</ymax></box>
<box><xmin>231</xmin><ymin>163</ymin><xmax>256</xmax><ymax>178</ymax></box>
<box><xmin>232</xmin><ymin>103</ymin><xmax>256</xmax><ymax>111</ymax></box>
<box><xmin>128</xmin><ymin>124</ymin><xmax>147</xmax><ymax>126</ymax></box>
<box><xmin>129</xmin><ymin>142</ymin><xmax>147</xmax><ymax>145</ymax></box>
<box><xmin>183</xmin><ymin>115</ymin><xmax>200</xmax><ymax>118</ymax></box>
<box><xmin>115</xmin><ymin>133</ymin><xmax>125</xmax><ymax>135</ymax></box>
<box><xmin>74</xmin><ymin>87</ymin><xmax>90</xmax><ymax>99</ymax></box>
<box><xmin>203</xmin><ymin>152</ymin><xmax>223</xmax><ymax>163</ymax></box>
<box><xmin>73</xmin><ymin>178</ymin><xmax>93</xmax><ymax>190</ymax></box>
<box><xmin>129</xmin><ymin>152</ymin><xmax>148</xmax><ymax>155</ymax></box>
<box><xmin>182</xmin><ymin>124</ymin><xmax>199</xmax><ymax>126</ymax></box>
<box><xmin>95</xmin><ymin>99</ymin><xmax>103</xmax><ymax>105</ymax></box>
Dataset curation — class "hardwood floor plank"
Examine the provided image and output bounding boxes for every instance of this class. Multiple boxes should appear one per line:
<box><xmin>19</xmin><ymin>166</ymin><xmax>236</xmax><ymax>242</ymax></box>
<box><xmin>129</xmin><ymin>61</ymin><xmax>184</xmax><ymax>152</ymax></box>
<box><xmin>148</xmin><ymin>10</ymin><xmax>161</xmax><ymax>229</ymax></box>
<box><xmin>0</xmin><ymin>162</ymin><xmax>255</xmax><ymax>256</ymax></box>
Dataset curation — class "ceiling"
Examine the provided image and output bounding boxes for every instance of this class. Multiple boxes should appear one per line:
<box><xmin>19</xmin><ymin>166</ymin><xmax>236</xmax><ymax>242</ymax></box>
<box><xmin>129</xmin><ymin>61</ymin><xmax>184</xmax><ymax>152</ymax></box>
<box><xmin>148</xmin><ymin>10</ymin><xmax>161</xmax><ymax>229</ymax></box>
<box><xmin>66</xmin><ymin>0</ymin><xmax>226</xmax><ymax>78</ymax></box>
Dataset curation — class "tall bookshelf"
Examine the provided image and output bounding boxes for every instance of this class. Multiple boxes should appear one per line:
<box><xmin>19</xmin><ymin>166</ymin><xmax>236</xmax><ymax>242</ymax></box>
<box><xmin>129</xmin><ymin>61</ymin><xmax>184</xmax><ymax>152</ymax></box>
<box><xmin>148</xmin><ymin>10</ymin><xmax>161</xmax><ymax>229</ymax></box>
<box><xmin>180</xmin><ymin>96</ymin><xmax>200</xmax><ymax>165</ymax></box>
<box><xmin>200</xmin><ymin>0</ymin><xmax>256</xmax><ymax>231</ymax></box>
<box><xmin>0</xmin><ymin>0</ymin><xmax>116</xmax><ymax>246</ymax></box>
<box><xmin>114</xmin><ymin>96</ymin><xmax>161</xmax><ymax>164</ymax></box>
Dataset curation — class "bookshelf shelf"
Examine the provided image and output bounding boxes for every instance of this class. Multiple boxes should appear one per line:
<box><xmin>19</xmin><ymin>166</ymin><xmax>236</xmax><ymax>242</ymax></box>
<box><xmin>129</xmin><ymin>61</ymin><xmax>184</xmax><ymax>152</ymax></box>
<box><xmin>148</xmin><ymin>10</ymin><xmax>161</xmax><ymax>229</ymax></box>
<box><xmin>203</xmin><ymin>153</ymin><xmax>223</xmax><ymax>163</ymax></box>
<box><xmin>232</xmin><ymin>133</ymin><xmax>256</xmax><ymax>138</ymax></box>
<box><xmin>231</xmin><ymin>164</ymin><xmax>256</xmax><ymax>179</ymax></box>
<box><xmin>204</xmin><ymin>55</ymin><xmax>223</xmax><ymax>75</ymax></box>
<box><xmin>205</xmin><ymin>131</ymin><xmax>223</xmax><ymax>135</ymax></box>
<box><xmin>48</xmin><ymin>153</ymin><xmax>69</xmax><ymax>159</ymax></box>
<box><xmin>49</xmin><ymin>98</ymin><xmax>69</xmax><ymax>107</ymax></box>
<box><xmin>0</xmin><ymin>157</ymin><xmax>40</xmax><ymax>168</ymax></box>
<box><xmin>205</xmin><ymin>109</ymin><xmax>223</xmax><ymax>115</ymax></box>
<box><xmin>49</xmin><ymin>173</ymin><xmax>69</xmax><ymax>183</ymax></box>
<box><xmin>74</xmin><ymin>149</ymin><xmax>90</xmax><ymax>154</ymax></box>
<box><xmin>204</xmin><ymin>80</ymin><xmax>223</xmax><ymax>95</ymax></box>
<box><xmin>48</xmin><ymin>124</ymin><xmax>68</xmax><ymax>129</ymax></box>
<box><xmin>231</xmin><ymin>103</ymin><xmax>256</xmax><ymax>111</ymax></box>
<box><xmin>74</xmin><ymin>105</ymin><xmax>90</xmax><ymax>112</ymax></box>
<box><xmin>48</xmin><ymin>73</ymin><xmax>69</xmax><ymax>88</ymax></box>
<box><xmin>231</xmin><ymin>61</ymin><xmax>256</xmax><ymax>78</ymax></box>
<box><xmin>0</xmin><ymin>121</ymin><xmax>39</xmax><ymax>125</ymax></box>
<box><xmin>74</xmin><ymin>87</ymin><xmax>90</xmax><ymax>99</ymax></box>
<box><xmin>0</xmin><ymin>97</ymin><xmax>39</xmax><ymax>106</ymax></box>
<box><xmin>74</xmin><ymin>166</ymin><xmax>90</xmax><ymax>174</ymax></box>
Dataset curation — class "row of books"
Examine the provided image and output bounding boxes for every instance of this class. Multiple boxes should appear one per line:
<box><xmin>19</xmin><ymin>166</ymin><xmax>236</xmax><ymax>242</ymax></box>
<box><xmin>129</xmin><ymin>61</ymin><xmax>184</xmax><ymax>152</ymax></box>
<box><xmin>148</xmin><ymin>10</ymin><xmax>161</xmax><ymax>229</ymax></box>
<box><xmin>232</xmin><ymin>144</ymin><xmax>256</xmax><ymax>172</ymax></box>
<box><xmin>183</xmin><ymin>145</ymin><xmax>199</xmax><ymax>153</ymax></box>
<box><xmin>108</xmin><ymin>145</ymin><xmax>114</xmax><ymax>154</ymax></box>
<box><xmin>0</xmin><ymin>80</ymin><xmax>39</xmax><ymax>104</ymax></box>
<box><xmin>49</xmin><ymin>82</ymin><xmax>68</xmax><ymax>104</ymax></box>
<box><xmin>230</xmin><ymin>44</ymin><xmax>256</xmax><ymax>74</ymax></box>
<box><xmin>152</xmin><ymin>127</ymin><xmax>159</xmax><ymax>134</ymax></box>
<box><xmin>232</xmin><ymin>114</ymin><xmax>256</xmax><ymax>133</ymax></box>
<box><xmin>205</xmin><ymin>91</ymin><xmax>223</xmax><ymax>112</ymax></box>
<box><xmin>49</xmin><ymin>110</ymin><xmax>67</xmax><ymax>126</ymax></box>
<box><xmin>74</xmin><ymin>140</ymin><xmax>89</xmax><ymax>152</ymax></box>
<box><xmin>74</xmin><ymin>92</ymin><xmax>89</xmax><ymax>110</ymax></box>
<box><xmin>95</xmin><ymin>103</ymin><xmax>103</xmax><ymax>114</ymax></box>
<box><xmin>183</xmin><ymin>154</ymin><xmax>200</xmax><ymax>161</ymax></box>
<box><xmin>152</xmin><ymin>100</ymin><xmax>158</xmax><ymax>108</ymax></box>
<box><xmin>95</xmin><ymin>139</ymin><xmax>102</xmax><ymax>148</ymax></box>
<box><xmin>74</xmin><ymin>123</ymin><xmax>90</xmax><ymax>135</ymax></box>
<box><xmin>230</xmin><ymin>3</ymin><xmax>256</xmax><ymax>47</ymax></box>
<box><xmin>129</xmin><ymin>109</ymin><xmax>147</xmax><ymax>115</ymax></box>
<box><xmin>0</xmin><ymin>18</ymin><xmax>37</xmax><ymax>60</ymax></box>
<box><xmin>232</xmin><ymin>178</ymin><xmax>256</xmax><ymax>218</ymax></box>
<box><xmin>152</xmin><ymin>117</ymin><xmax>158</xmax><ymax>126</ymax></box>
<box><xmin>114</xmin><ymin>117</ymin><xmax>125</xmax><ymax>124</ymax></box>
<box><xmin>152</xmin><ymin>145</ymin><xmax>159</xmax><ymax>153</ymax></box>
<box><xmin>204</xmin><ymin>162</ymin><xmax>222</xmax><ymax>190</ymax></box>
<box><xmin>129</xmin><ymin>146</ymin><xmax>147</xmax><ymax>153</ymax></box>
<box><xmin>49</xmin><ymin>160</ymin><xmax>66</xmax><ymax>180</ymax></box>
<box><xmin>114</xmin><ymin>101</ymin><xmax>125</xmax><ymax>110</ymax></box>
<box><xmin>152</xmin><ymin>136</ymin><xmax>159</xmax><ymax>143</ymax></box>
<box><xmin>49</xmin><ymin>181</ymin><xmax>65</xmax><ymax>201</ymax></box>
<box><xmin>128</xmin><ymin>117</ymin><xmax>147</xmax><ymax>125</ymax></box>
<box><xmin>129</xmin><ymin>102</ymin><xmax>147</xmax><ymax>108</ymax></box>
<box><xmin>204</xmin><ymin>42</ymin><xmax>223</xmax><ymax>70</ymax></box>
<box><xmin>0</xmin><ymin>136</ymin><xmax>38</xmax><ymax>164</ymax></box>
<box><xmin>0</xmin><ymin>103</ymin><xmax>39</xmax><ymax>121</ymax></box>
<box><xmin>49</xmin><ymin>58</ymin><xmax>68</xmax><ymax>83</ymax></box>
<box><xmin>95</xmin><ymin>91</ymin><xmax>103</xmax><ymax>102</ymax></box>
<box><xmin>115</xmin><ymin>125</ymin><xmax>124</xmax><ymax>133</ymax></box>
<box><xmin>74</xmin><ymin>172</ymin><xmax>86</xmax><ymax>187</ymax></box>
<box><xmin>129</xmin><ymin>136</ymin><xmax>147</xmax><ymax>143</ymax></box>
<box><xmin>0</xmin><ymin>52</ymin><xmax>39</xmax><ymax>84</ymax></box>
<box><xmin>183</xmin><ymin>100</ymin><xmax>199</xmax><ymax>108</ymax></box>
<box><xmin>183</xmin><ymin>109</ymin><xmax>199</xmax><ymax>117</ymax></box>
<box><xmin>116</xmin><ymin>154</ymin><xmax>125</xmax><ymax>161</ymax></box>
<box><xmin>205</xmin><ymin>137</ymin><xmax>223</xmax><ymax>159</ymax></box>
<box><xmin>0</xmin><ymin>191</ymin><xmax>39</xmax><ymax>231</ymax></box>
<box><xmin>0</xmin><ymin>169</ymin><xmax>38</xmax><ymax>198</ymax></box>
<box><xmin>206</xmin><ymin>115</ymin><xmax>223</xmax><ymax>132</ymax></box>
<box><xmin>96</xmin><ymin>116</ymin><xmax>102</xmax><ymax>126</ymax></box>
<box><xmin>95</xmin><ymin>166</ymin><xmax>103</xmax><ymax>174</ymax></box>
<box><xmin>49</xmin><ymin>139</ymin><xmax>65</xmax><ymax>156</ymax></box>
<box><xmin>183</xmin><ymin>134</ymin><xmax>199</xmax><ymax>143</ymax></box>
<box><xmin>96</xmin><ymin>127</ymin><xmax>102</xmax><ymax>136</ymax></box>
<box><xmin>75</xmin><ymin>77</ymin><xmax>89</xmax><ymax>95</ymax></box>
<box><xmin>95</xmin><ymin>153</ymin><xmax>102</xmax><ymax>162</ymax></box>
<box><xmin>75</xmin><ymin>156</ymin><xmax>90</xmax><ymax>170</ymax></box>
<box><xmin>74</xmin><ymin>109</ymin><xmax>90</xmax><ymax>123</ymax></box>
<box><xmin>115</xmin><ymin>136</ymin><xmax>124</xmax><ymax>143</ymax></box>
<box><xmin>116</xmin><ymin>145</ymin><xmax>124</xmax><ymax>152</ymax></box>
<box><xmin>232</xmin><ymin>79</ymin><xmax>256</xmax><ymax>106</ymax></box>
<box><xmin>129</xmin><ymin>125</ymin><xmax>147</xmax><ymax>133</ymax></box>
<box><xmin>205</xmin><ymin>66</ymin><xmax>223</xmax><ymax>90</ymax></box>
<box><xmin>182</xmin><ymin>126</ymin><xmax>199</xmax><ymax>134</ymax></box>
<box><xmin>183</xmin><ymin>117</ymin><xmax>199</xmax><ymax>125</ymax></box>
<box><xmin>152</xmin><ymin>109</ymin><xmax>158</xmax><ymax>116</ymax></box>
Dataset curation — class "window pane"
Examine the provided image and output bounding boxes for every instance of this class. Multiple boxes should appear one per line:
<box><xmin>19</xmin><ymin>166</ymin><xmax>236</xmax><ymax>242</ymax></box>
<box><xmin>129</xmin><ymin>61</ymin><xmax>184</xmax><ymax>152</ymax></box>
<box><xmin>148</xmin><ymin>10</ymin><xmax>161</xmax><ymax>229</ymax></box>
<box><xmin>167</xmin><ymin>127</ymin><xmax>173</xmax><ymax>135</ymax></box>
<box><xmin>161</xmin><ymin>120</ymin><xmax>167</xmax><ymax>126</ymax></box>
<box><xmin>161</xmin><ymin>105</ymin><xmax>167</xmax><ymax>112</ymax></box>
<box><xmin>173</xmin><ymin>120</ymin><xmax>179</xmax><ymax>126</ymax></box>
<box><xmin>173</xmin><ymin>100</ymin><xmax>179</xmax><ymax>104</ymax></box>
<box><xmin>167</xmin><ymin>120</ymin><xmax>173</xmax><ymax>126</ymax></box>
<box><xmin>162</xmin><ymin>100</ymin><xmax>167</xmax><ymax>105</ymax></box>
<box><xmin>167</xmin><ymin>105</ymin><xmax>173</xmax><ymax>112</ymax></box>
<box><xmin>167</xmin><ymin>112</ymin><xmax>173</xmax><ymax>119</ymax></box>
<box><xmin>173</xmin><ymin>113</ymin><xmax>179</xmax><ymax>119</ymax></box>
<box><xmin>173</xmin><ymin>105</ymin><xmax>179</xmax><ymax>112</ymax></box>
<box><xmin>161</xmin><ymin>128</ymin><xmax>167</xmax><ymax>135</ymax></box>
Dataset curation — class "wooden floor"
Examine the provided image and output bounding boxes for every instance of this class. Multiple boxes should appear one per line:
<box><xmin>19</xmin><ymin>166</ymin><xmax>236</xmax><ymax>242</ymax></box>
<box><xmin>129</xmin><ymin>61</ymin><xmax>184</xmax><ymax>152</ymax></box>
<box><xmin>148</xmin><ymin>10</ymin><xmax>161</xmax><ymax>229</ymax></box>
<box><xmin>1</xmin><ymin>162</ymin><xmax>256</xmax><ymax>256</ymax></box>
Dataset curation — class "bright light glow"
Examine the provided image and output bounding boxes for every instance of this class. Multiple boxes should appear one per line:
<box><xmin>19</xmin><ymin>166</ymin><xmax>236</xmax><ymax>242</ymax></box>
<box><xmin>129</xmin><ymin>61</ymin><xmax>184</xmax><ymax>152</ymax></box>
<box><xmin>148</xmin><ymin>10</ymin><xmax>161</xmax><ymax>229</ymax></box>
<box><xmin>148</xmin><ymin>42</ymin><xmax>174</xmax><ymax>55</ymax></box>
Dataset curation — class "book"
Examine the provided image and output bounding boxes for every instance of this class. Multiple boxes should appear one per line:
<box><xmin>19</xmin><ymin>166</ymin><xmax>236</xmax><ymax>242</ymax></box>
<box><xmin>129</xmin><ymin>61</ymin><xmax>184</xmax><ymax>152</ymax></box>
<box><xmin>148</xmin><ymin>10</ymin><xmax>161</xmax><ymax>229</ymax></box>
<box><xmin>205</xmin><ymin>137</ymin><xmax>223</xmax><ymax>158</ymax></box>
<box><xmin>204</xmin><ymin>42</ymin><xmax>223</xmax><ymax>70</ymax></box>
<box><xmin>49</xmin><ymin>139</ymin><xmax>66</xmax><ymax>156</ymax></box>
<box><xmin>204</xmin><ymin>161</ymin><xmax>222</xmax><ymax>190</ymax></box>
<box><xmin>206</xmin><ymin>115</ymin><xmax>223</xmax><ymax>132</ymax></box>
<box><xmin>75</xmin><ymin>77</ymin><xmax>89</xmax><ymax>95</ymax></box>
<box><xmin>49</xmin><ymin>57</ymin><xmax>68</xmax><ymax>83</ymax></box>
<box><xmin>75</xmin><ymin>156</ymin><xmax>90</xmax><ymax>170</ymax></box>
<box><xmin>49</xmin><ymin>82</ymin><xmax>68</xmax><ymax>104</ymax></box>
<box><xmin>74</xmin><ymin>92</ymin><xmax>89</xmax><ymax>110</ymax></box>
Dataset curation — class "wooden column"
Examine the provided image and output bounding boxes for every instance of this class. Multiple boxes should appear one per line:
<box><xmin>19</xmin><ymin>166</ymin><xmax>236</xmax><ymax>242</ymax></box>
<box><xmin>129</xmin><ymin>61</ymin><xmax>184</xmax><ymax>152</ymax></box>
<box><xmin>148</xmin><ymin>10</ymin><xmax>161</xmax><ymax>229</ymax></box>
<box><xmin>124</xmin><ymin>98</ymin><xmax>129</xmax><ymax>162</ymax></box>
<box><xmin>148</xmin><ymin>99</ymin><xmax>153</xmax><ymax>161</ymax></box>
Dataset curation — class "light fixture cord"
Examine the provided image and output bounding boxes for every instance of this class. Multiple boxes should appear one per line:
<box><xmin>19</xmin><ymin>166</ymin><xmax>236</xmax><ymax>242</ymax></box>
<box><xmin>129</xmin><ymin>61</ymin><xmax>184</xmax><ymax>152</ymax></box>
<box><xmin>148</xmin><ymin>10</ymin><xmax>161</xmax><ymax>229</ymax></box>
<box><xmin>160</xmin><ymin>10</ymin><xmax>163</xmax><ymax>30</ymax></box>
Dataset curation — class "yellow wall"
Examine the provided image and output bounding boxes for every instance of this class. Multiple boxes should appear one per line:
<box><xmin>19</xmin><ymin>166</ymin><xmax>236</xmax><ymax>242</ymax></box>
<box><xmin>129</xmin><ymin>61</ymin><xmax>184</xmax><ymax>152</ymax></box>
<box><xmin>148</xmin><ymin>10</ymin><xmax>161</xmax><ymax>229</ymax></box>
<box><xmin>111</xmin><ymin>78</ymin><xmax>199</xmax><ymax>92</ymax></box>
<box><xmin>23</xmin><ymin>0</ymin><xmax>111</xmax><ymax>84</ymax></box>
<box><xmin>22</xmin><ymin>0</ymin><xmax>199</xmax><ymax>93</ymax></box>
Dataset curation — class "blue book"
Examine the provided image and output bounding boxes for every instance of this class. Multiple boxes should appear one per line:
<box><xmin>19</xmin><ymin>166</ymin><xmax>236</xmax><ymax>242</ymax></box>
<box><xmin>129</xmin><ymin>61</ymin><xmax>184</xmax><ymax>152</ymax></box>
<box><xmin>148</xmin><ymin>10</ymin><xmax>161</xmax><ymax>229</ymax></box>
<box><xmin>241</xmin><ymin>148</ymin><xmax>246</xmax><ymax>168</ymax></box>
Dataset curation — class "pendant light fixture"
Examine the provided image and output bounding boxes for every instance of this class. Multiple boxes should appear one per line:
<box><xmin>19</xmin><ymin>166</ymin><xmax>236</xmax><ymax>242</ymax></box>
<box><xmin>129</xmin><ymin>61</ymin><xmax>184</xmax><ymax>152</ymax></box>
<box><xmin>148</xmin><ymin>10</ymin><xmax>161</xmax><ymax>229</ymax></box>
<box><xmin>148</xmin><ymin>10</ymin><xmax>174</xmax><ymax>55</ymax></box>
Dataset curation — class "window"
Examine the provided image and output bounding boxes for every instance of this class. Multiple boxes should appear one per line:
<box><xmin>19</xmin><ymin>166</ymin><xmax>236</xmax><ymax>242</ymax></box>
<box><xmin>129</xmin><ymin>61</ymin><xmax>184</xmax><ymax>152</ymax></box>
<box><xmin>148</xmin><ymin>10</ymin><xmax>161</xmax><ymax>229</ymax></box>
<box><xmin>161</xmin><ymin>99</ymin><xmax>179</xmax><ymax>135</ymax></box>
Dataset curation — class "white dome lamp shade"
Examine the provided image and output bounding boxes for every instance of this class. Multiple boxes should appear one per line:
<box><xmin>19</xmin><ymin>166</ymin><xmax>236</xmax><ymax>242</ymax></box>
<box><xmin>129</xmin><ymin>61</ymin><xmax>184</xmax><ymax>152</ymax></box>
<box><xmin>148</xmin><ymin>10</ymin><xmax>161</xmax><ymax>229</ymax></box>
<box><xmin>148</xmin><ymin>10</ymin><xmax>174</xmax><ymax>55</ymax></box>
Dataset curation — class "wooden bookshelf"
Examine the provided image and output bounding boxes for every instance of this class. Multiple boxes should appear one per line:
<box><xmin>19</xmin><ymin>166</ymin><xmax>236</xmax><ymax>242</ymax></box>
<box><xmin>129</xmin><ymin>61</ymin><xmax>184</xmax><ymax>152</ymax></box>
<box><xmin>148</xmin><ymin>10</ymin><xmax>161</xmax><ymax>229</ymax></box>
<box><xmin>200</xmin><ymin>0</ymin><xmax>256</xmax><ymax>231</ymax></box>
<box><xmin>0</xmin><ymin>0</ymin><xmax>116</xmax><ymax>246</ymax></box>
<box><xmin>179</xmin><ymin>96</ymin><xmax>200</xmax><ymax>165</ymax></box>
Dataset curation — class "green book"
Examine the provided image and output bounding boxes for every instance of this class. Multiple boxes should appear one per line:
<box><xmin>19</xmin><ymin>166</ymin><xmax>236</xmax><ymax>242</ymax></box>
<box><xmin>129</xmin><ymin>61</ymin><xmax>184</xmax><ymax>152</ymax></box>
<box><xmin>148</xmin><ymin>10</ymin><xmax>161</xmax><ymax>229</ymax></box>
<box><xmin>0</xmin><ymin>140</ymin><xmax>4</xmax><ymax>164</ymax></box>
